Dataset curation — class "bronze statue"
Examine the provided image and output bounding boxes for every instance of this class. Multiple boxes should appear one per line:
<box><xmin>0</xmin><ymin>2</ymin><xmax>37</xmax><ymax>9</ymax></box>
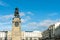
<box><xmin>14</xmin><ymin>8</ymin><xmax>20</xmax><ymax>18</ymax></box>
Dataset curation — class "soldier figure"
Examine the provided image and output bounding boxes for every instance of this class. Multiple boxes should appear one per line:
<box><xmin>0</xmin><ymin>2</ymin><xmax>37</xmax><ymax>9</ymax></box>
<box><xmin>14</xmin><ymin>8</ymin><xmax>20</xmax><ymax>18</ymax></box>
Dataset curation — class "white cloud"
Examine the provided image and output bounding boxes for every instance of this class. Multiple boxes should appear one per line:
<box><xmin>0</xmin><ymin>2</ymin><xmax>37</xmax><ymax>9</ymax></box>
<box><xmin>0</xmin><ymin>12</ymin><xmax>59</xmax><ymax>31</ymax></box>
<box><xmin>21</xmin><ymin>16</ymin><xmax>31</xmax><ymax>23</ymax></box>
<box><xmin>0</xmin><ymin>22</ymin><xmax>11</xmax><ymax>25</ymax></box>
<box><xmin>27</xmin><ymin>12</ymin><xmax>34</xmax><ymax>15</ymax></box>
<box><xmin>28</xmin><ymin>22</ymin><xmax>38</xmax><ymax>27</ymax></box>
<box><xmin>48</xmin><ymin>13</ymin><xmax>58</xmax><ymax>16</ymax></box>
<box><xmin>21</xmin><ymin>19</ymin><xmax>27</xmax><ymax>23</ymax></box>
<box><xmin>20</xmin><ymin>12</ymin><xmax>33</xmax><ymax>23</ymax></box>
<box><xmin>0</xmin><ymin>11</ymin><xmax>33</xmax><ymax>24</ymax></box>
<box><xmin>0</xmin><ymin>11</ymin><xmax>34</xmax><ymax>31</ymax></box>
<box><xmin>26</xmin><ymin>16</ymin><xmax>31</xmax><ymax>20</ymax></box>
<box><xmin>0</xmin><ymin>25</ymin><xmax>12</xmax><ymax>31</ymax></box>
<box><xmin>0</xmin><ymin>14</ymin><xmax>13</xmax><ymax>22</ymax></box>
<box><xmin>19</xmin><ymin>12</ymin><xmax>25</xmax><ymax>17</ymax></box>
<box><xmin>39</xmin><ymin>20</ymin><xmax>56</xmax><ymax>27</ymax></box>
<box><xmin>27</xmin><ymin>19</ymin><xmax>60</xmax><ymax>27</ymax></box>
<box><xmin>0</xmin><ymin>14</ymin><xmax>13</xmax><ymax>19</ymax></box>
<box><xmin>0</xmin><ymin>0</ymin><xmax>9</xmax><ymax>7</ymax></box>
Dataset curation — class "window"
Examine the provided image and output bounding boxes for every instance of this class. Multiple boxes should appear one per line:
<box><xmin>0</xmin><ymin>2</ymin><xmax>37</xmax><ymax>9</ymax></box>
<box><xmin>0</xmin><ymin>38</ymin><xmax>2</xmax><ymax>40</ymax></box>
<box><xmin>38</xmin><ymin>38</ymin><xmax>41</xmax><ymax>40</ymax></box>
<box><xmin>30</xmin><ymin>37</ymin><xmax>32</xmax><ymax>40</ymax></box>
<box><xmin>34</xmin><ymin>39</ymin><xmax>37</xmax><ymax>40</ymax></box>
<box><xmin>22</xmin><ymin>39</ymin><xmax>25</xmax><ymax>40</ymax></box>
<box><xmin>26</xmin><ymin>38</ymin><xmax>28</xmax><ymax>40</ymax></box>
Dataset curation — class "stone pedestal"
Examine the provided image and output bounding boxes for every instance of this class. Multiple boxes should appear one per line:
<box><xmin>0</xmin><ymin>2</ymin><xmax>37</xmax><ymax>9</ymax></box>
<box><xmin>12</xmin><ymin>18</ymin><xmax>21</xmax><ymax>40</ymax></box>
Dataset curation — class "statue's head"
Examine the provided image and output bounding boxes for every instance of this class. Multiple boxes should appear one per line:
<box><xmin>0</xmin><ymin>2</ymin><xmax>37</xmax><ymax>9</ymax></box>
<box><xmin>15</xmin><ymin>8</ymin><xmax>18</xmax><ymax>11</ymax></box>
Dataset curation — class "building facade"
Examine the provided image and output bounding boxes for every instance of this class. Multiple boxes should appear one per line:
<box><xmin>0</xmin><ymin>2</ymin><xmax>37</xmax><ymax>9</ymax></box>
<box><xmin>21</xmin><ymin>31</ymin><xmax>42</xmax><ymax>40</ymax></box>
<box><xmin>42</xmin><ymin>22</ymin><xmax>60</xmax><ymax>40</ymax></box>
<box><xmin>7</xmin><ymin>31</ymin><xmax>42</xmax><ymax>40</ymax></box>
<box><xmin>54</xmin><ymin>22</ymin><xmax>60</xmax><ymax>40</ymax></box>
<box><xmin>42</xmin><ymin>29</ymin><xmax>49</xmax><ymax>40</ymax></box>
<box><xmin>0</xmin><ymin>31</ymin><xmax>8</xmax><ymax>40</ymax></box>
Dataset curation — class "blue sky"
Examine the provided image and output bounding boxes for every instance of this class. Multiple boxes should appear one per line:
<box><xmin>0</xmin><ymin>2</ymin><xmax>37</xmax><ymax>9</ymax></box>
<box><xmin>0</xmin><ymin>0</ymin><xmax>60</xmax><ymax>32</ymax></box>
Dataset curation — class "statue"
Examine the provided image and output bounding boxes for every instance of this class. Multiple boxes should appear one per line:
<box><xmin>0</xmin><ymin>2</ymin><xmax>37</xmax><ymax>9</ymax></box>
<box><xmin>14</xmin><ymin>8</ymin><xmax>20</xmax><ymax>18</ymax></box>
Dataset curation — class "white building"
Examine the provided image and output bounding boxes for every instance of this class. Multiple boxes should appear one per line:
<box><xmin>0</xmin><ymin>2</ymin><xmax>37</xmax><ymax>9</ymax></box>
<box><xmin>7</xmin><ymin>31</ymin><xmax>42</xmax><ymax>40</ymax></box>
<box><xmin>54</xmin><ymin>22</ymin><xmax>60</xmax><ymax>38</ymax></box>
<box><xmin>42</xmin><ymin>22</ymin><xmax>60</xmax><ymax>40</ymax></box>
<box><xmin>0</xmin><ymin>31</ymin><xmax>7</xmax><ymax>40</ymax></box>
<box><xmin>21</xmin><ymin>31</ymin><xmax>42</xmax><ymax>40</ymax></box>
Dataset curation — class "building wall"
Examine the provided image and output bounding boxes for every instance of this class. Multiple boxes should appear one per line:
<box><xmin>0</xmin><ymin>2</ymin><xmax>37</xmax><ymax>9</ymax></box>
<box><xmin>55</xmin><ymin>24</ymin><xmax>60</xmax><ymax>37</ymax></box>
<box><xmin>42</xmin><ymin>24</ymin><xmax>55</xmax><ymax>40</ymax></box>
<box><xmin>0</xmin><ymin>31</ymin><xmax>7</xmax><ymax>40</ymax></box>
<box><xmin>7</xmin><ymin>31</ymin><xmax>42</xmax><ymax>40</ymax></box>
<box><xmin>42</xmin><ymin>22</ymin><xmax>60</xmax><ymax>40</ymax></box>
<box><xmin>42</xmin><ymin>29</ymin><xmax>49</xmax><ymax>39</ymax></box>
<box><xmin>21</xmin><ymin>31</ymin><xmax>42</xmax><ymax>40</ymax></box>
